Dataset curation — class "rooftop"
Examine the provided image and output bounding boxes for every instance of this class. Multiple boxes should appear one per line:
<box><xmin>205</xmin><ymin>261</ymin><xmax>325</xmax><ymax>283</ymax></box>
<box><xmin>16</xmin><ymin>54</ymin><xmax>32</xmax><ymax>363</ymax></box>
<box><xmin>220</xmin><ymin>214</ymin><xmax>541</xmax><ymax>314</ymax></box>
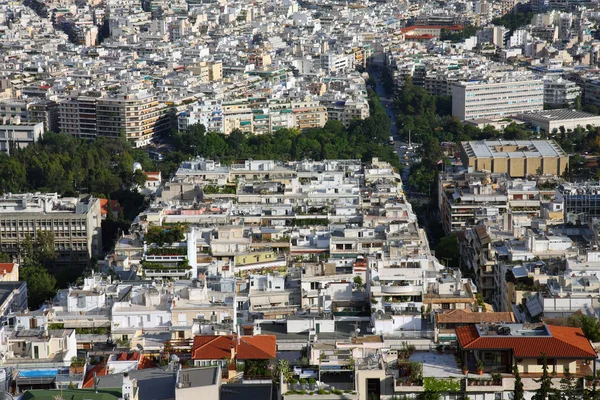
<box><xmin>177</xmin><ymin>366</ymin><xmax>220</xmax><ymax>389</ymax></box>
<box><xmin>519</xmin><ymin>108</ymin><xmax>600</xmax><ymax>122</ymax></box>
<box><xmin>462</xmin><ymin>140</ymin><xmax>568</xmax><ymax>159</ymax></box>
<box><xmin>456</xmin><ymin>324</ymin><xmax>596</xmax><ymax>358</ymax></box>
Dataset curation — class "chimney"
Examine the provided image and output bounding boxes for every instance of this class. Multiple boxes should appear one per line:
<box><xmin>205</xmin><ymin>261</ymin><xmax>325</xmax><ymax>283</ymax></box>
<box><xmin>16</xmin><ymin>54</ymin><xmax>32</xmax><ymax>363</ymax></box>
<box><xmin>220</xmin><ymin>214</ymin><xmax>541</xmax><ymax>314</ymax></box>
<box><xmin>230</xmin><ymin>343</ymin><xmax>235</xmax><ymax>362</ymax></box>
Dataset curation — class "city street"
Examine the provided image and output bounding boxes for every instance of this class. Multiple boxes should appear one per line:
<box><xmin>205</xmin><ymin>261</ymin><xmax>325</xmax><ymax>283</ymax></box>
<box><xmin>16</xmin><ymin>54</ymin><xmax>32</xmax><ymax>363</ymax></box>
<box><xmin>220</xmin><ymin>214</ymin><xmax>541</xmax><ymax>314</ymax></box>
<box><xmin>368</xmin><ymin>61</ymin><xmax>417</xmax><ymax>190</ymax></box>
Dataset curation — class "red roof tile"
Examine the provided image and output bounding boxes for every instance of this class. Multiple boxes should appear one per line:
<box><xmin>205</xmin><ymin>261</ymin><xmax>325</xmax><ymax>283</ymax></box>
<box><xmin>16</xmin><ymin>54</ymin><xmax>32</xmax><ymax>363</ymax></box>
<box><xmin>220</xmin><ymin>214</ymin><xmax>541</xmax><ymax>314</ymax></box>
<box><xmin>82</xmin><ymin>364</ymin><xmax>107</xmax><ymax>388</ymax></box>
<box><xmin>192</xmin><ymin>335</ymin><xmax>276</xmax><ymax>361</ymax></box>
<box><xmin>138</xmin><ymin>356</ymin><xmax>157</xmax><ymax>369</ymax></box>
<box><xmin>99</xmin><ymin>199</ymin><xmax>124</xmax><ymax>216</ymax></box>
<box><xmin>0</xmin><ymin>263</ymin><xmax>15</xmax><ymax>274</ymax></box>
<box><xmin>456</xmin><ymin>325</ymin><xmax>596</xmax><ymax>358</ymax></box>
<box><xmin>401</xmin><ymin>25</ymin><xmax>463</xmax><ymax>33</ymax></box>
<box><xmin>115</xmin><ymin>352</ymin><xmax>140</xmax><ymax>362</ymax></box>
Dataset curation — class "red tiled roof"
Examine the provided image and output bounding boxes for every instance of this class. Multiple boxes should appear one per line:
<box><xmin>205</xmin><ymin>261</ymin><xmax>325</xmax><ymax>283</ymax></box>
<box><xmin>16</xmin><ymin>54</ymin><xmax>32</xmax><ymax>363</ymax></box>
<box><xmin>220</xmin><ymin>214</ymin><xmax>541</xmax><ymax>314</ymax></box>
<box><xmin>82</xmin><ymin>364</ymin><xmax>108</xmax><ymax>388</ymax></box>
<box><xmin>456</xmin><ymin>325</ymin><xmax>596</xmax><ymax>358</ymax></box>
<box><xmin>192</xmin><ymin>335</ymin><xmax>276</xmax><ymax>360</ymax></box>
<box><xmin>405</xmin><ymin>34</ymin><xmax>435</xmax><ymax>40</ymax></box>
<box><xmin>0</xmin><ymin>263</ymin><xmax>15</xmax><ymax>274</ymax></box>
<box><xmin>143</xmin><ymin>172</ymin><xmax>161</xmax><ymax>182</ymax></box>
<box><xmin>99</xmin><ymin>199</ymin><xmax>124</xmax><ymax>216</ymax></box>
<box><xmin>115</xmin><ymin>352</ymin><xmax>140</xmax><ymax>361</ymax></box>
<box><xmin>138</xmin><ymin>355</ymin><xmax>157</xmax><ymax>369</ymax></box>
<box><xmin>401</xmin><ymin>25</ymin><xmax>463</xmax><ymax>33</ymax></box>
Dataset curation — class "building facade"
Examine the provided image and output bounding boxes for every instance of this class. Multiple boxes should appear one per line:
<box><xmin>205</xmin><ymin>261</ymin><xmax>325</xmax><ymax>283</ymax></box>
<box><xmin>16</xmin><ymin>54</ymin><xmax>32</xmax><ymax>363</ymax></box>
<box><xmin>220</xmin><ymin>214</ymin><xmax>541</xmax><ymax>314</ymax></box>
<box><xmin>0</xmin><ymin>193</ymin><xmax>102</xmax><ymax>268</ymax></box>
<box><xmin>452</xmin><ymin>77</ymin><xmax>544</xmax><ymax>120</ymax></box>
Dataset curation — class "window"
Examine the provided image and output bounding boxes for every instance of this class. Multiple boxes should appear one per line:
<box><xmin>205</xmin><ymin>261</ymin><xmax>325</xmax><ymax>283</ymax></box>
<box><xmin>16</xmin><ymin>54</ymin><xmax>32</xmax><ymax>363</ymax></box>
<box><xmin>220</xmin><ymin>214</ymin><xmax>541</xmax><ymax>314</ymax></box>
<box><xmin>442</xmin><ymin>303</ymin><xmax>450</xmax><ymax>310</ymax></box>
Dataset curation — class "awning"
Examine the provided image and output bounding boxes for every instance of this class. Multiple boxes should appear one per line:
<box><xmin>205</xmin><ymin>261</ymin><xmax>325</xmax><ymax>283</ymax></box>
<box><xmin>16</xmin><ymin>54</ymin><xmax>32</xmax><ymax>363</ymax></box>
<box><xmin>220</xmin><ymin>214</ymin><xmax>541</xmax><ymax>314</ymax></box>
<box><xmin>250</xmin><ymin>296</ymin><xmax>269</xmax><ymax>306</ymax></box>
<box><xmin>268</xmin><ymin>294</ymin><xmax>289</xmax><ymax>304</ymax></box>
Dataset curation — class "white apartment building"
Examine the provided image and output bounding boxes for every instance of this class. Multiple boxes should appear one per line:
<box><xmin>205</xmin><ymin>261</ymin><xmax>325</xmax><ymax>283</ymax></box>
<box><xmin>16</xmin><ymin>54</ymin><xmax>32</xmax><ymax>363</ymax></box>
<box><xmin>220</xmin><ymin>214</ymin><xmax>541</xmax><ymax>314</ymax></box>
<box><xmin>178</xmin><ymin>100</ymin><xmax>224</xmax><ymax>133</ymax></box>
<box><xmin>543</xmin><ymin>76</ymin><xmax>580</xmax><ymax>108</ymax></box>
<box><xmin>452</xmin><ymin>76</ymin><xmax>544</xmax><ymax>120</ymax></box>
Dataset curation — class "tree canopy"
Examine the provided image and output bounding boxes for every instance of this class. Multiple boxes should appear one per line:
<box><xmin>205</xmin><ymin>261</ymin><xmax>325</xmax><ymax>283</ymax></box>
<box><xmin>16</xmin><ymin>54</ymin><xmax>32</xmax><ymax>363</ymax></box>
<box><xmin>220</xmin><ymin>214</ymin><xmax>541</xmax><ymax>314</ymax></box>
<box><xmin>165</xmin><ymin>89</ymin><xmax>400</xmax><ymax>172</ymax></box>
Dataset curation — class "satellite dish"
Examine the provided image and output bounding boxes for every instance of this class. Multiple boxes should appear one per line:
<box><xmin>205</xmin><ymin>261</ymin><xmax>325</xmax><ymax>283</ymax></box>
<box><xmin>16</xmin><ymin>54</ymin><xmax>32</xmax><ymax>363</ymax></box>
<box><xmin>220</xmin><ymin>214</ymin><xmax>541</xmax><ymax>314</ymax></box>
<box><xmin>170</xmin><ymin>354</ymin><xmax>180</xmax><ymax>363</ymax></box>
<box><xmin>136</xmin><ymin>343</ymin><xmax>144</xmax><ymax>352</ymax></box>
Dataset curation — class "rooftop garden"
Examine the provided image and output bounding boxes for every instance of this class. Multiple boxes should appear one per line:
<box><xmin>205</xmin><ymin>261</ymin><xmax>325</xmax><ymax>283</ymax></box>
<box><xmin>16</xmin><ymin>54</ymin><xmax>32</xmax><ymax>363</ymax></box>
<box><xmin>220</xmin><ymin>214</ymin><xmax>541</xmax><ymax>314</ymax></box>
<box><xmin>140</xmin><ymin>260</ymin><xmax>190</xmax><ymax>271</ymax></box>
<box><xmin>146</xmin><ymin>247</ymin><xmax>187</xmax><ymax>256</ymax></box>
<box><xmin>145</xmin><ymin>225</ymin><xmax>186</xmax><ymax>246</ymax></box>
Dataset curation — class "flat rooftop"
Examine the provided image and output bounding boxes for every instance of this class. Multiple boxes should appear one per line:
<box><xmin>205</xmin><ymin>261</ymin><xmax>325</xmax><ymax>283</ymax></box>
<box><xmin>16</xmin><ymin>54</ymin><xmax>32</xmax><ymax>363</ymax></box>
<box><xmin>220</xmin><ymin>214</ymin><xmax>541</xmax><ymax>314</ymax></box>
<box><xmin>462</xmin><ymin>140</ymin><xmax>568</xmax><ymax>159</ymax></box>
<box><xmin>519</xmin><ymin>108</ymin><xmax>600</xmax><ymax>122</ymax></box>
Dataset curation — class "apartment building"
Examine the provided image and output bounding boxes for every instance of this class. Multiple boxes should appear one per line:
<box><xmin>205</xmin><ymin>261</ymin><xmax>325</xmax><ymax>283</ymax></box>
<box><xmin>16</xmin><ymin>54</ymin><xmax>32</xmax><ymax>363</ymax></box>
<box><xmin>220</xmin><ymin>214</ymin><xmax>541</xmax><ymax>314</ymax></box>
<box><xmin>292</xmin><ymin>101</ymin><xmax>328</xmax><ymax>130</ymax></box>
<box><xmin>0</xmin><ymin>193</ymin><xmax>102</xmax><ymax>268</ymax></box>
<box><xmin>0</xmin><ymin>99</ymin><xmax>59</xmax><ymax>132</ymax></box>
<box><xmin>439</xmin><ymin>172</ymin><xmax>509</xmax><ymax>234</ymax></box>
<box><xmin>0</xmin><ymin>120</ymin><xmax>44</xmax><ymax>154</ymax></box>
<box><xmin>59</xmin><ymin>90</ymin><xmax>168</xmax><ymax>147</ymax></box>
<box><xmin>178</xmin><ymin>100</ymin><xmax>224</xmax><ymax>132</ymax></box>
<box><xmin>96</xmin><ymin>91</ymin><xmax>168</xmax><ymax>147</ymax></box>
<box><xmin>451</xmin><ymin>76</ymin><xmax>544</xmax><ymax>120</ymax></box>
<box><xmin>556</xmin><ymin>182</ymin><xmax>600</xmax><ymax>224</ymax></box>
<box><xmin>543</xmin><ymin>77</ymin><xmax>580</xmax><ymax>108</ymax></box>
<box><xmin>187</xmin><ymin>61</ymin><xmax>223</xmax><ymax>83</ymax></box>
<box><xmin>323</xmin><ymin>98</ymin><xmax>370</xmax><ymax>127</ymax></box>
<box><xmin>59</xmin><ymin>93</ymin><xmax>99</xmax><ymax>139</ymax></box>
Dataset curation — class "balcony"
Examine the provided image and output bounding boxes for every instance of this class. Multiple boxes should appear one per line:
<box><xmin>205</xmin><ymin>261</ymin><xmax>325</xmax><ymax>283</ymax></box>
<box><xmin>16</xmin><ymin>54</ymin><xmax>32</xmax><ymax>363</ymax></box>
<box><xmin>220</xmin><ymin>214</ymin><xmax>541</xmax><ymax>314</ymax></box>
<box><xmin>145</xmin><ymin>254</ymin><xmax>186</xmax><ymax>262</ymax></box>
<box><xmin>381</xmin><ymin>284</ymin><xmax>419</xmax><ymax>294</ymax></box>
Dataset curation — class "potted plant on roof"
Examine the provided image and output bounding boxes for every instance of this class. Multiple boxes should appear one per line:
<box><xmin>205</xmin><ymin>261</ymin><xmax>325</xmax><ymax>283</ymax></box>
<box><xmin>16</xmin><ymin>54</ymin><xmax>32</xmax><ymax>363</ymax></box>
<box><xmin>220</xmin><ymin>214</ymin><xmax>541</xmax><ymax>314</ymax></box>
<box><xmin>476</xmin><ymin>359</ymin><xmax>484</xmax><ymax>375</ymax></box>
<box><xmin>462</xmin><ymin>364</ymin><xmax>469</xmax><ymax>375</ymax></box>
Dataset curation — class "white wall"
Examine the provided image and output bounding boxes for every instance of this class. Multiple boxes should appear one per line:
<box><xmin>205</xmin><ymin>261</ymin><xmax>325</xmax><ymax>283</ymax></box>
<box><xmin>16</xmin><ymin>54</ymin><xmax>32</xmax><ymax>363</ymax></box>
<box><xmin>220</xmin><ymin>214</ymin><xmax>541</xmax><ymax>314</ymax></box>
<box><xmin>287</xmin><ymin>318</ymin><xmax>335</xmax><ymax>333</ymax></box>
<box><xmin>373</xmin><ymin>314</ymin><xmax>422</xmax><ymax>334</ymax></box>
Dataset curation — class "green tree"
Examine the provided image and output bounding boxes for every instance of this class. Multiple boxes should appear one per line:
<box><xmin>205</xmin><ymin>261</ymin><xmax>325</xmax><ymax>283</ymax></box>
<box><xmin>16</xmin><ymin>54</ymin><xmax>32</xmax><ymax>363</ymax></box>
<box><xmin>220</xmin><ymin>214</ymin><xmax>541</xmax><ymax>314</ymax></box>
<box><xmin>21</xmin><ymin>230</ymin><xmax>56</xmax><ymax>269</ymax></box>
<box><xmin>566</xmin><ymin>313</ymin><xmax>600</xmax><ymax>342</ymax></box>
<box><xmin>559</xmin><ymin>366</ymin><xmax>578</xmax><ymax>400</ymax></box>
<box><xmin>353</xmin><ymin>275</ymin><xmax>364</xmax><ymax>288</ymax></box>
<box><xmin>0</xmin><ymin>156</ymin><xmax>27</xmax><ymax>193</ymax></box>
<box><xmin>586</xmin><ymin>381</ymin><xmax>600</xmax><ymax>400</ymax></box>
<box><xmin>435</xmin><ymin>234</ymin><xmax>459</xmax><ymax>268</ymax></box>
<box><xmin>514</xmin><ymin>365</ymin><xmax>524</xmax><ymax>400</ymax></box>
<box><xmin>132</xmin><ymin>169</ymin><xmax>148</xmax><ymax>187</ymax></box>
<box><xmin>21</xmin><ymin>261</ymin><xmax>57</xmax><ymax>309</ymax></box>
<box><xmin>532</xmin><ymin>354</ymin><xmax>555</xmax><ymax>400</ymax></box>
<box><xmin>274</xmin><ymin>359</ymin><xmax>293</xmax><ymax>383</ymax></box>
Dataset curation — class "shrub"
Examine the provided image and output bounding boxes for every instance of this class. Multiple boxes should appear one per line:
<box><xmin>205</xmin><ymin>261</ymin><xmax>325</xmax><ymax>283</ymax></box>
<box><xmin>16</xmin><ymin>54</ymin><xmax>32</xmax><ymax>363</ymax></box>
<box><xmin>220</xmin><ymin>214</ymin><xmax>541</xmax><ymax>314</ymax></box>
<box><xmin>300</xmin><ymin>378</ymin><xmax>307</xmax><ymax>384</ymax></box>
<box><xmin>332</xmin><ymin>389</ymin><xmax>343</xmax><ymax>395</ymax></box>
<box><xmin>317</xmin><ymin>389</ymin><xmax>329</xmax><ymax>395</ymax></box>
<box><xmin>308</xmin><ymin>378</ymin><xmax>316</xmax><ymax>385</ymax></box>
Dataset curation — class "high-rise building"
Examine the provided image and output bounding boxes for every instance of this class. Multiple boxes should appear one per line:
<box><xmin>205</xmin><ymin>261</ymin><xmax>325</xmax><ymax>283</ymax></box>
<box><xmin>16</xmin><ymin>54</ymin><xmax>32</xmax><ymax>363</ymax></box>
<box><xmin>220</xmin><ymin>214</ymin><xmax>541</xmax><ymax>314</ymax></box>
<box><xmin>59</xmin><ymin>90</ymin><xmax>169</xmax><ymax>147</ymax></box>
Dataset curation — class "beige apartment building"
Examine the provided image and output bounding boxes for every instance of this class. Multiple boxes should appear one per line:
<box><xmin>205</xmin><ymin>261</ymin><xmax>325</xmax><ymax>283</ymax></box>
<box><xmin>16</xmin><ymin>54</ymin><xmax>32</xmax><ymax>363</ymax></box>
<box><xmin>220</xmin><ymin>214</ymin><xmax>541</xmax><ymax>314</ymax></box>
<box><xmin>187</xmin><ymin>61</ymin><xmax>223</xmax><ymax>83</ymax></box>
<box><xmin>220</xmin><ymin>100</ymin><xmax>328</xmax><ymax>134</ymax></box>
<box><xmin>452</xmin><ymin>77</ymin><xmax>544</xmax><ymax>120</ymax></box>
<box><xmin>0</xmin><ymin>193</ymin><xmax>102</xmax><ymax>269</ymax></box>
<box><xmin>460</xmin><ymin>140</ymin><xmax>569</xmax><ymax>177</ymax></box>
<box><xmin>59</xmin><ymin>90</ymin><xmax>169</xmax><ymax>147</ymax></box>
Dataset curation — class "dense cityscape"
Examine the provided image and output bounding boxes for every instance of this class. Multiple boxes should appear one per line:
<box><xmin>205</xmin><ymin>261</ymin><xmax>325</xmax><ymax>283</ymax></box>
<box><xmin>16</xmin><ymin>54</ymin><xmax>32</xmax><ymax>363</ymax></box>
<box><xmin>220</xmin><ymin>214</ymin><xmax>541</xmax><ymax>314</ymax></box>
<box><xmin>1</xmin><ymin>0</ymin><xmax>600</xmax><ymax>399</ymax></box>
